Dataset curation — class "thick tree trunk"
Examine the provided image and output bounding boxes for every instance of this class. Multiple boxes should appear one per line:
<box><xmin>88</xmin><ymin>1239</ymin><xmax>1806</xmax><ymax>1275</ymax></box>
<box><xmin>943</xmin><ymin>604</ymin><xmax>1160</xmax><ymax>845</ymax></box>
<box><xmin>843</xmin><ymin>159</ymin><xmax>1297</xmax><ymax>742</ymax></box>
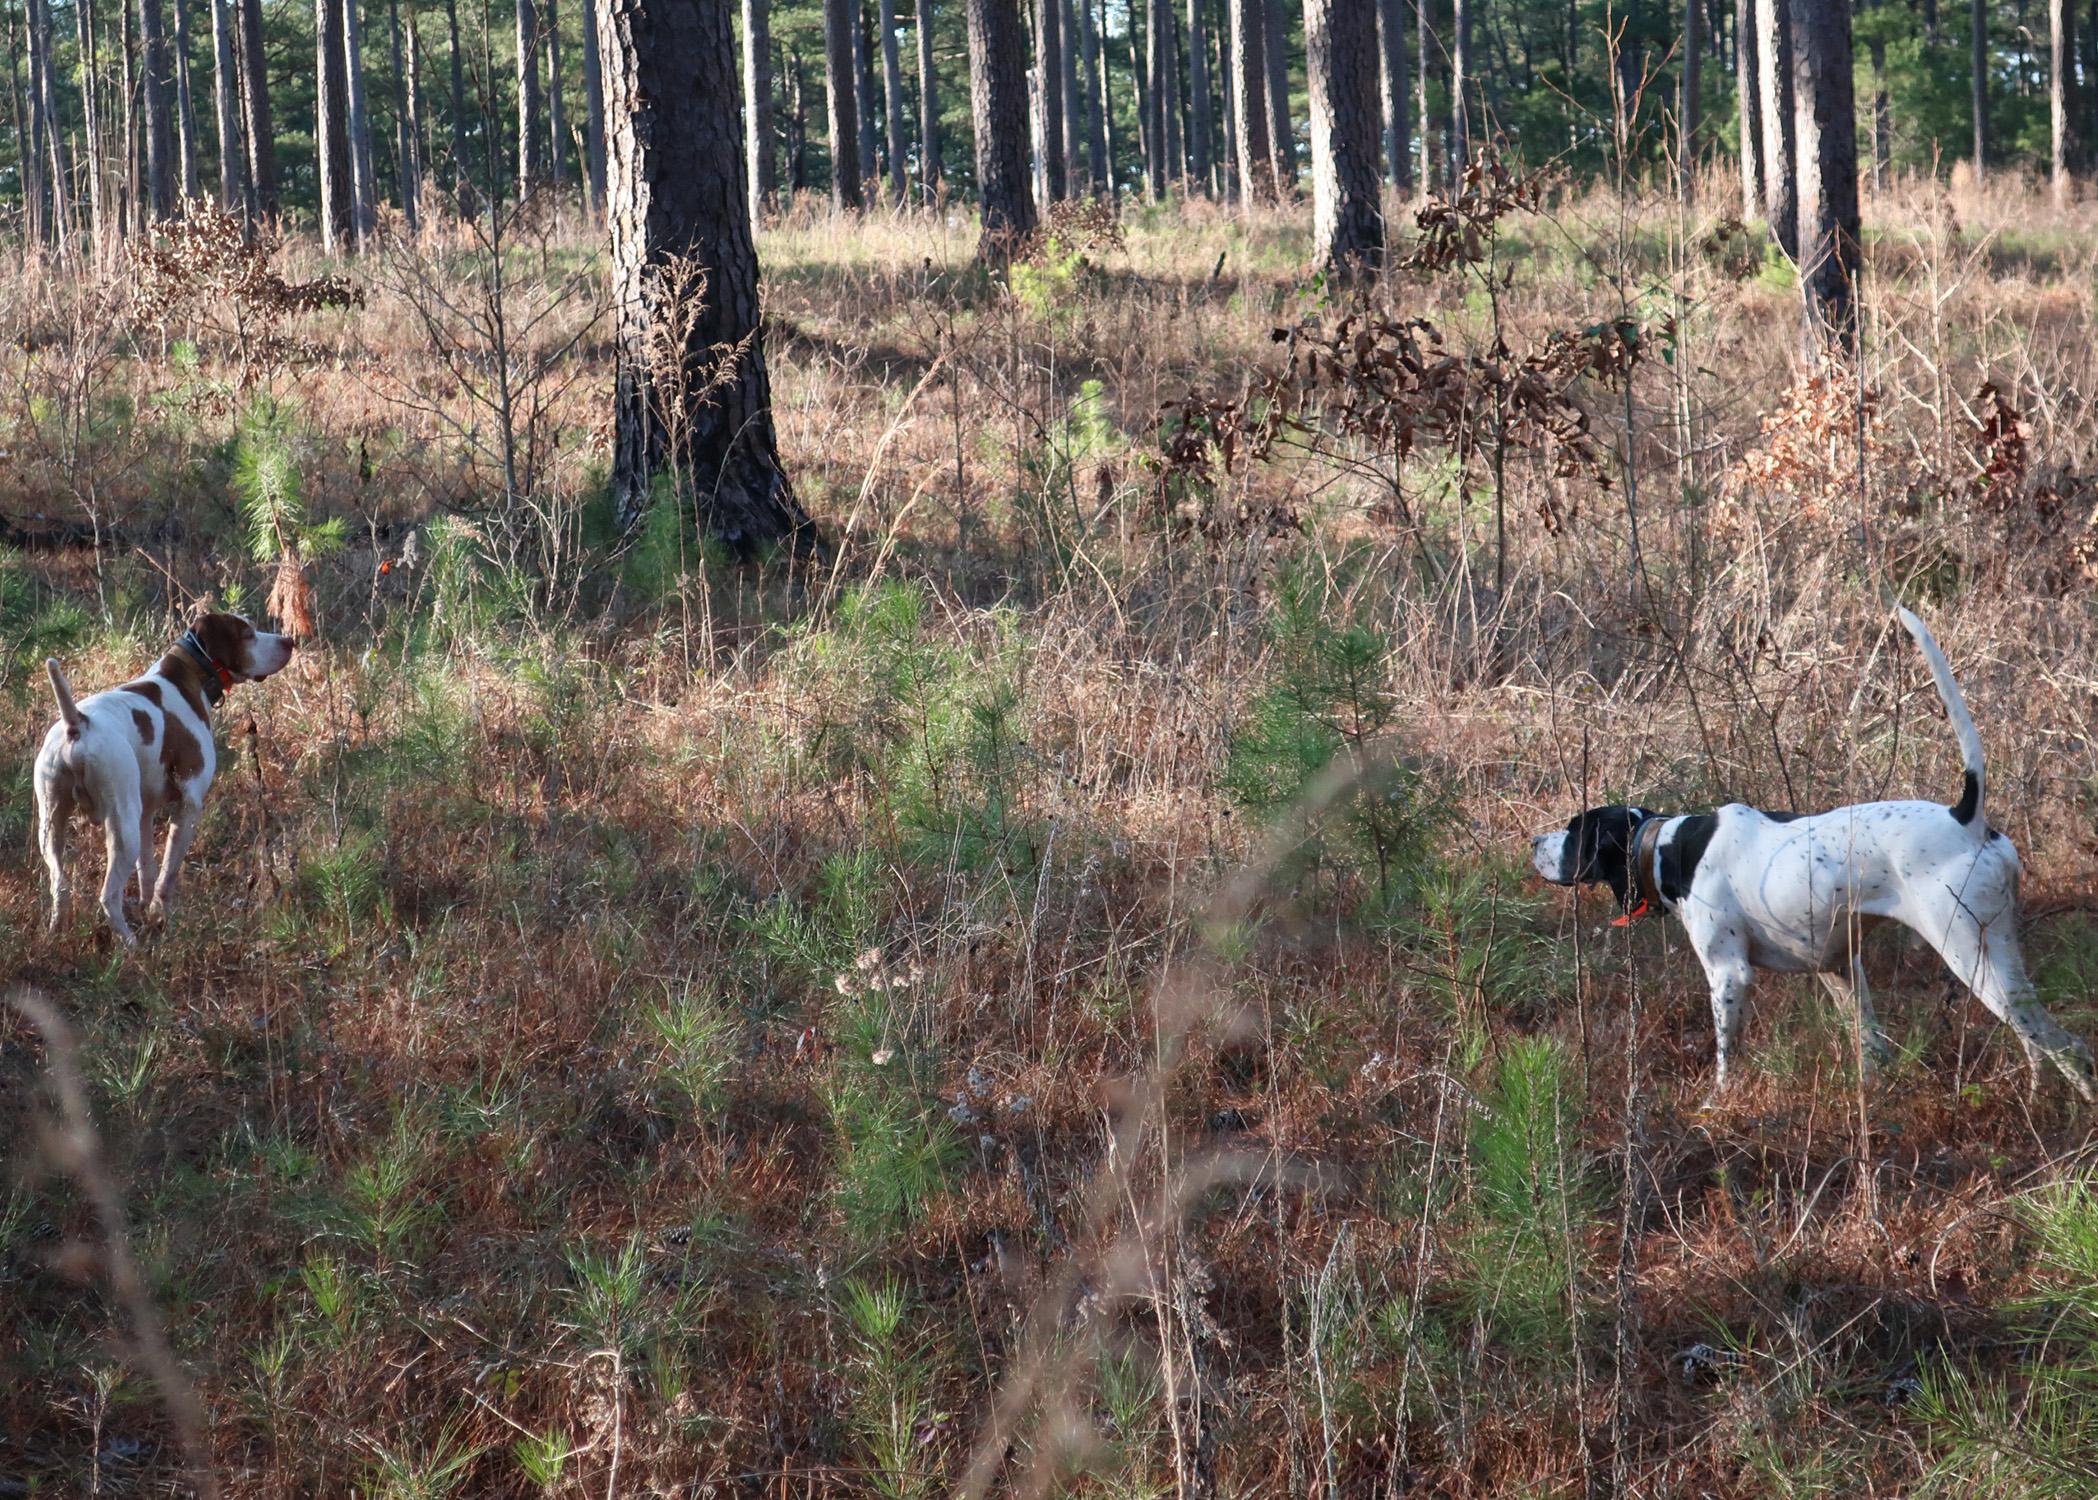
<box><xmin>1304</xmin><ymin>0</ymin><xmax>1380</xmax><ymax>270</ymax></box>
<box><xmin>1755</xmin><ymin>0</ymin><xmax>1796</xmax><ymax>254</ymax></box>
<box><xmin>545</xmin><ymin>0</ymin><xmax>566</xmax><ymax>185</ymax></box>
<box><xmin>2053</xmin><ymin>0</ymin><xmax>2072</xmax><ymax>203</ymax></box>
<box><xmin>824</xmin><ymin>0</ymin><xmax>862</xmax><ymax>206</ymax></box>
<box><xmin>390</xmin><ymin>0</ymin><xmax>419</xmax><ymax>229</ymax></box>
<box><xmin>917</xmin><ymin>0</ymin><xmax>942</xmax><ymax>193</ymax></box>
<box><xmin>20</xmin><ymin>0</ymin><xmax>50</xmax><ymax>243</ymax></box>
<box><xmin>1736</xmin><ymin>0</ymin><xmax>1761</xmax><ymax>216</ymax></box>
<box><xmin>1263</xmin><ymin>0</ymin><xmax>1291</xmax><ymax>187</ymax></box>
<box><xmin>317</xmin><ymin>0</ymin><xmax>352</xmax><ymax>245</ymax></box>
<box><xmin>745</xmin><ymin>0</ymin><xmax>775</xmax><ymax>218</ymax></box>
<box><xmin>1678</xmin><ymin>0</ymin><xmax>1700</xmax><ymax>197</ymax></box>
<box><xmin>444</xmin><ymin>0</ymin><xmax>467</xmax><ymax>192</ymax></box>
<box><xmin>172</xmin><ymin>0</ymin><xmax>201</xmax><ymax>199</ymax></box>
<box><xmin>1449</xmin><ymin>0</ymin><xmax>1468</xmax><ymax>172</ymax></box>
<box><xmin>141</xmin><ymin>0</ymin><xmax>177</xmax><ymax>219</ymax></box>
<box><xmin>878</xmin><ymin>0</ymin><xmax>906</xmax><ymax>200</ymax></box>
<box><xmin>1077</xmin><ymin>0</ymin><xmax>1103</xmax><ymax>189</ymax></box>
<box><xmin>1790</xmin><ymin>0</ymin><xmax>1858</xmax><ymax>347</ymax></box>
<box><xmin>583</xmin><ymin>0</ymin><xmax>606</xmax><ymax>208</ymax></box>
<box><xmin>237</xmin><ymin>0</ymin><xmax>275</xmax><ymax>214</ymax></box>
<box><xmin>1229</xmin><ymin>0</ymin><xmax>1272</xmax><ymax>197</ymax></box>
<box><xmin>1186</xmin><ymin>0</ymin><xmax>1212</xmax><ymax>191</ymax></box>
<box><xmin>1971</xmin><ymin>0</ymin><xmax>1985</xmax><ymax>178</ymax></box>
<box><xmin>854</xmin><ymin>3</ymin><xmax>876</xmax><ymax>184</ymax></box>
<box><xmin>1377</xmin><ymin>0</ymin><xmax>1408</xmax><ymax>189</ymax></box>
<box><xmin>1038</xmin><ymin>0</ymin><xmax>1067</xmax><ymax>198</ymax></box>
<box><xmin>604</xmin><ymin>0</ymin><xmax>816</xmax><ymax>549</ymax></box>
<box><xmin>1144</xmin><ymin>0</ymin><xmax>1168</xmax><ymax>196</ymax></box>
<box><xmin>344</xmin><ymin>0</ymin><xmax>377</xmax><ymax>240</ymax></box>
<box><xmin>516</xmin><ymin>0</ymin><xmax>544</xmax><ymax>189</ymax></box>
<box><xmin>966</xmin><ymin>0</ymin><xmax>1036</xmax><ymax>250</ymax></box>
<box><xmin>210</xmin><ymin>0</ymin><xmax>243</xmax><ymax>211</ymax></box>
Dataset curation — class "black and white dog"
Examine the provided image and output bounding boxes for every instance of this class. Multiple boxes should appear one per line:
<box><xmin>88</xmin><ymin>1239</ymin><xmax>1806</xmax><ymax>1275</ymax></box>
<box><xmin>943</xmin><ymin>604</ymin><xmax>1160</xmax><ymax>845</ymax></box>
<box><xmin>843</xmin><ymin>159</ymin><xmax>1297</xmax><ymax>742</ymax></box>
<box><xmin>1532</xmin><ymin>608</ymin><xmax>2097</xmax><ymax>1103</ymax></box>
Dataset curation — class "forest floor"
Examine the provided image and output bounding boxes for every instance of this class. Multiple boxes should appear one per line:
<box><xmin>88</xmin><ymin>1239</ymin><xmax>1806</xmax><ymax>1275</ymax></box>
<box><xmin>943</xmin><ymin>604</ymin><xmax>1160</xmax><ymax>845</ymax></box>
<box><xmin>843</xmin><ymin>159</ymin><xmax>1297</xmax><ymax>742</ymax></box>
<box><xmin>8</xmin><ymin>170</ymin><xmax>2098</xmax><ymax>1496</ymax></box>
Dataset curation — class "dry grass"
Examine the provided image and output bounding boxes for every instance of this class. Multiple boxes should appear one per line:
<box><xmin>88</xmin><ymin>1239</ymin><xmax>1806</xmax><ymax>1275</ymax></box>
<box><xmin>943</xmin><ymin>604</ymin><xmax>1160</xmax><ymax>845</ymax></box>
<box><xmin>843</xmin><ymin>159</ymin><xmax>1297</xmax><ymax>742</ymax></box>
<box><xmin>4</xmin><ymin>173</ymin><xmax>2098</xmax><ymax>1497</ymax></box>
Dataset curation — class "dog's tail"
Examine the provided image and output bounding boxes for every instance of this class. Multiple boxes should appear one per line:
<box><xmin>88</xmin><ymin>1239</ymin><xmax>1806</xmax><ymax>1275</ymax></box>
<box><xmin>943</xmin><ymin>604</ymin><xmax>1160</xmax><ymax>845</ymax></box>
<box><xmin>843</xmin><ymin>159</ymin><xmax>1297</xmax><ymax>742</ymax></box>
<box><xmin>46</xmin><ymin>658</ymin><xmax>82</xmax><ymax>741</ymax></box>
<box><xmin>1897</xmin><ymin>607</ymin><xmax>1987</xmax><ymax>829</ymax></box>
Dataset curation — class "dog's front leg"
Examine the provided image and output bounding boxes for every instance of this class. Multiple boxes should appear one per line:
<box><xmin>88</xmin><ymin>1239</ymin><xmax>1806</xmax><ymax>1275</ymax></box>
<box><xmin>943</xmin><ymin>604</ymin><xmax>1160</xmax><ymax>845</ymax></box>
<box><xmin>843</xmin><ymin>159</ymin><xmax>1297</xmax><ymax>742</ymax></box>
<box><xmin>1817</xmin><ymin>952</ymin><xmax>1892</xmax><ymax>1079</ymax></box>
<box><xmin>148</xmin><ymin>800</ymin><xmax>204</xmax><ymax>920</ymax></box>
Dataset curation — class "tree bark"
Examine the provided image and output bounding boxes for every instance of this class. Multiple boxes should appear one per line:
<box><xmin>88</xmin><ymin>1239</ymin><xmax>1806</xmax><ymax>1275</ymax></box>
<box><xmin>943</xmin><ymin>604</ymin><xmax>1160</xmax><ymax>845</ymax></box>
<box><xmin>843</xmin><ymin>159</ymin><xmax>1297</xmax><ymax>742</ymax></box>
<box><xmin>1229</xmin><ymin>0</ymin><xmax>1272</xmax><ymax>197</ymax></box>
<box><xmin>1790</xmin><ymin>0</ymin><xmax>1858</xmax><ymax>347</ymax></box>
<box><xmin>79</xmin><ymin>0</ymin><xmax>109</xmax><ymax>245</ymax></box>
<box><xmin>516</xmin><ymin>0</ymin><xmax>544</xmax><ymax>189</ymax></box>
<box><xmin>824</xmin><ymin>0</ymin><xmax>862</xmax><ymax>205</ymax></box>
<box><xmin>745</xmin><ymin>0</ymin><xmax>775</xmax><ymax>218</ymax></box>
<box><xmin>878</xmin><ymin>0</ymin><xmax>906</xmax><ymax>199</ymax></box>
<box><xmin>788</xmin><ymin>44</ymin><xmax>808</xmax><ymax>190</ymax></box>
<box><xmin>141</xmin><ymin>0</ymin><xmax>177</xmax><ymax>219</ymax></box>
<box><xmin>344</xmin><ymin>0</ymin><xmax>377</xmax><ymax>239</ymax></box>
<box><xmin>1449</xmin><ymin>0</ymin><xmax>1469</xmax><ymax>173</ymax></box>
<box><xmin>1678</xmin><ymin>0</ymin><xmax>1700</xmax><ymax>198</ymax></box>
<box><xmin>583</xmin><ymin>0</ymin><xmax>606</xmax><ymax>208</ymax></box>
<box><xmin>1755</xmin><ymin>0</ymin><xmax>1795</xmax><ymax>254</ymax></box>
<box><xmin>1144</xmin><ymin>0</ymin><xmax>1168</xmax><ymax>195</ymax></box>
<box><xmin>1417</xmin><ymin>0</ymin><xmax>1437</xmax><ymax>188</ymax></box>
<box><xmin>1095</xmin><ymin>0</ymin><xmax>1117</xmax><ymax>194</ymax></box>
<box><xmin>210</xmin><ymin>0</ymin><xmax>242</xmax><ymax>210</ymax></box>
<box><xmin>1736</xmin><ymin>0</ymin><xmax>1761</xmax><ymax>216</ymax></box>
<box><xmin>1376</xmin><ymin>0</ymin><xmax>1408</xmax><ymax>189</ymax></box>
<box><xmin>604</xmin><ymin>0</ymin><xmax>816</xmax><ymax>549</ymax></box>
<box><xmin>545</xmin><ymin>0</ymin><xmax>566</xmax><ymax>185</ymax></box>
<box><xmin>1262</xmin><ymin>0</ymin><xmax>1291</xmax><ymax>187</ymax></box>
<box><xmin>917</xmin><ymin>0</ymin><xmax>942</xmax><ymax>193</ymax></box>
<box><xmin>172</xmin><ymin>0</ymin><xmax>201</xmax><ymax>200</ymax></box>
<box><xmin>854</xmin><ymin>2</ymin><xmax>876</xmax><ymax>184</ymax></box>
<box><xmin>966</xmin><ymin>0</ymin><xmax>1036</xmax><ymax>250</ymax></box>
<box><xmin>237</xmin><ymin>0</ymin><xmax>275</xmax><ymax>214</ymax></box>
<box><xmin>1038</xmin><ymin>0</ymin><xmax>1067</xmax><ymax>198</ymax></box>
<box><xmin>1185</xmin><ymin>0</ymin><xmax>1213</xmax><ymax>190</ymax></box>
<box><xmin>1304</xmin><ymin>0</ymin><xmax>1380</xmax><ymax>270</ymax></box>
<box><xmin>390</xmin><ymin>0</ymin><xmax>420</xmax><ymax>228</ymax></box>
<box><xmin>1061</xmin><ymin>0</ymin><xmax>1082</xmax><ymax>181</ymax></box>
<box><xmin>444</xmin><ymin>0</ymin><xmax>467</xmax><ymax>192</ymax></box>
<box><xmin>2053</xmin><ymin>0</ymin><xmax>2071</xmax><ymax>203</ymax></box>
<box><xmin>1971</xmin><ymin>0</ymin><xmax>1985</xmax><ymax>178</ymax></box>
<box><xmin>6</xmin><ymin>8</ymin><xmax>32</xmax><ymax>245</ymax></box>
<box><xmin>20</xmin><ymin>0</ymin><xmax>50</xmax><ymax>243</ymax></box>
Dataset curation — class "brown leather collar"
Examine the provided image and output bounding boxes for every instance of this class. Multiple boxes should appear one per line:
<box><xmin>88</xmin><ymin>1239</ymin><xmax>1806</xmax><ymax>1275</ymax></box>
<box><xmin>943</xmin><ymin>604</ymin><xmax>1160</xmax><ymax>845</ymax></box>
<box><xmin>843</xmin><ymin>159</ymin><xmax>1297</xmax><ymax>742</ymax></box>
<box><xmin>1616</xmin><ymin>815</ymin><xmax>1665</xmax><ymax>925</ymax></box>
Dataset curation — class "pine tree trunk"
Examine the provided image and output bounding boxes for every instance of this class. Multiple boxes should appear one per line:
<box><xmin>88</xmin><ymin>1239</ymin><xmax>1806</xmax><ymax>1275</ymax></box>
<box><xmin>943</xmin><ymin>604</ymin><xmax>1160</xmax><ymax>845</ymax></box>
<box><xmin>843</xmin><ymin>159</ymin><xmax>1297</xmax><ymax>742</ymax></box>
<box><xmin>1678</xmin><ymin>0</ymin><xmax>1700</xmax><ymax>197</ymax></box>
<box><xmin>1755</xmin><ymin>0</ymin><xmax>1795</xmax><ymax>254</ymax></box>
<box><xmin>1304</xmin><ymin>0</ymin><xmax>1380</xmax><ymax>270</ymax></box>
<box><xmin>1077</xmin><ymin>0</ymin><xmax>1104</xmax><ymax>188</ymax></box>
<box><xmin>20</xmin><ymin>0</ymin><xmax>49</xmax><ymax>243</ymax></box>
<box><xmin>1218</xmin><ymin>0</ymin><xmax>1237</xmax><ymax>196</ymax></box>
<box><xmin>1145</xmin><ymin>0</ymin><xmax>1168</xmax><ymax>196</ymax></box>
<box><xmin>745</xmin><ymin>0</ymin><xmax>776</xmax><ymax>217</ymax></box>
<box><xmin>1449</xmin><ymin>0</ymin><xmax>1469</xmax><ymax>173</ymax></box>
<box><xmin>141</xmin><ymin>0</ymin><xmax>177</xmax><ymax>219</ymax></box>
<box><xmin>966</xmin><ymin>0</ymin><xmax>1035</xmax><ymax>250</ymax></box>
<box><xmin>2053</xmin><ymin>0</ymin><xmax>2071</xmax><ymax>203</ymax></box>
<box><xmin>237</xmin><ymin>0</ymin><xmax>275</xmax><ymax>213</ymax></box>
<box><xmin>854</xmin><ymin>4</ymin><xmax>876</xmax><ymax>183</ymax></box>
<box><xmin>1736</xmin><ymin>0</ymin><xmax>1761</xmax><ymax>215</ymax></box>
<box><xmin>171</xmin><ymin>0</ymin><xmax>202</xmax><ymax>200</ymax></box>
<box><xmin>1229</xmin><ymin>0</ymin><xmax>1271</xmax><ymax>198</ymax></box>
<box><xmin>1262</xmin><ymin>0</ymin><xmax>1290</xmax><ymax>187</ymax></box>
<box><xmin>545</xmin><ymin>0</ymin><xmax>566</xmax><ymax>185</ymax></box>
<box><xmin>917</xmin><ymin>0</ymin><xmax>941</xmax><ymax>193</ymax></box>
<box><xmin>1971</xmin><ymin>0</ymin><xmax>1985</xmax><ymax>177</ymax></box>
<box><xmin>317</xmin><ymin>0</ymin><xmax>351</xmax><ymax>245</ymax></box>
<box><xmin>1185</xmin><ymin>0</ymin><xmax>1212</xmax><ymax>191</ymax></box>
<box><xmin>1377</xmin><ymin>0</ymin><xmax>1408</xmax><ymax>189</ymax></box>
<box><xmin>1060</xmin><ymin>0</ymin><xmax>1082</xmax><ymax>179</ymax></box>
<box><xmin>344</xmin><ymin>0</ymin><xmax>377</xmax><ymax>239</ymax></box>
<box><xmin>1790</xmin><ymin>0</ymin><xmax>1857</xmax><ymax>348</ymax></box>
<box><xmin>604</xmin><ymin>0</ymin><xmax>817</xmax><ymax>550</ymax></box>
<box><xmin>122</xmin><ymin>0</ymin><xmax>140</xmax><ymax>234</ymax></box>
<box><xmin>78</xmin><ymin>0</ymin><xmax>109</xmax><ymax>246</ymax></box>
<box><xmin>824</xmin><ymin>0</ymin><xmax>862</xmax><ymax>205</ymax></box>
<box><xmin>583</xmin><ymin>0</ymin><xmax>606</xmax><ymax>207</ymax></box>
<box><xmin>1037</xmin><ymin>0</ymin><xmax>1067</xmax><ymax>198</ymax></box>
<box><xmin>5</xmin><ymin>10</ymin><xmax>32</xmax><ymax>245</ymax></box>
<box><xmin>390</xmin><ymin>0</ymin><xmax>419</xmax><ymax>228</ymax></box>
<box><xmin>879</xmin><ymin>0</ymin><xmax>906</xmax><ymax>200</ymax></box>
<box><xmin>1417</xmin><ymin>0</ymin><xmax>1436</xmax><ymax>188</ymax></box>
<box><xmin>1163</xmin><ymin>0</ymin><xmax>1183</xmax><ymax>180</ymax></box>
<box><xmin>516</xmin><ymin>0</ymin><xmax>544</xmax><ymax>189</ymax></box>
<box><xmin>1096</xmin><ymin>0</ymin><xmax>1118</xmax><ymax>194</ymax></box>
<box><xmin>444</xmin><ymin>0</ymin><xmax>467</xmax><ymax>192</ymax></box>
<box><xmin>789</xmin><ymin>46</ymin><xmax>809</xmax><ymax>190</ymax></box>
<box><xmin>210</xmin><ymin>0</ymin><xmax>243</xmax><ymax>211</ymax></box>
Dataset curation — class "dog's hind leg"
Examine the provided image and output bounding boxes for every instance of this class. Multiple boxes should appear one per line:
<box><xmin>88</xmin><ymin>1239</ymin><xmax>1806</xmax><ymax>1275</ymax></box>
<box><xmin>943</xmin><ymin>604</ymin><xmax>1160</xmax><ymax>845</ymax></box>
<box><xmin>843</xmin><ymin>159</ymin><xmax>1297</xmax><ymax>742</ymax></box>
<box><xmin>1817</xmin><ymin>950</ymin><xmax>1892</xmax><ymax>1078</ymax></box>
<box><xmin>134</xmin><ymin>806</ymin><xmax>159</xmax><ymax>907</ymax></box>
<box><xmin>1929</xmin><ymin>907</ymin><xmax>2096</xmax><ymax>1103</ymax></box>
<box><xmin>97</xmin><ymin>800</ymin><xmax>141</xmax><ymax>947</ymax></box>
<box><xmin>36</xmin><ymin>788</ymin><xmax>69</xmax><ymax>932</ymax></box>
<box><xmin>1699</xmin><ymin>953</ymin><xmax>1754</xmax><ymax>1103</ymax></box>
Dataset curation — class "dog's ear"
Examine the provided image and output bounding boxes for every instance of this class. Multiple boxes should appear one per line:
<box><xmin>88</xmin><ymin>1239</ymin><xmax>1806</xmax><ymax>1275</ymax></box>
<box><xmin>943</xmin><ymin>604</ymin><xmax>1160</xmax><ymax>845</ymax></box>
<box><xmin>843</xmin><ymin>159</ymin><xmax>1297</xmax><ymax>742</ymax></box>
<box><xmin>1568</xmin><ymin>806</ymin><xmax>1638</xmax><ymax>908</ymax></box>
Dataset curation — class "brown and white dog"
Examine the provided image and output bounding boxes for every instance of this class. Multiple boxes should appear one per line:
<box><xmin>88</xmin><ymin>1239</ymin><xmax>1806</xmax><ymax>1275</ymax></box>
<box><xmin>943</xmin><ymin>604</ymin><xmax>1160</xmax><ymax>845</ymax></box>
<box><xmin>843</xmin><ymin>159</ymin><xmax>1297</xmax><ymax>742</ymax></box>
<box><xmin>35</xmin><ymin>612</ymin><xmax>295</xmax><ymax>944</ymax></box>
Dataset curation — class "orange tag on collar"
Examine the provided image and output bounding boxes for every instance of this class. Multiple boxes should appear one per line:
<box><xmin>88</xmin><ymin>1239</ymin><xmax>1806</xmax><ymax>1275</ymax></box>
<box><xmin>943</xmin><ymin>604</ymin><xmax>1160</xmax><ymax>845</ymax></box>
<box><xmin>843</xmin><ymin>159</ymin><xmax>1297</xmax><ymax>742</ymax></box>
<box><xmin>1612</xmin><ymin>899</ymin><xmax>1651</xmax><ymax>927</ymax></box>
